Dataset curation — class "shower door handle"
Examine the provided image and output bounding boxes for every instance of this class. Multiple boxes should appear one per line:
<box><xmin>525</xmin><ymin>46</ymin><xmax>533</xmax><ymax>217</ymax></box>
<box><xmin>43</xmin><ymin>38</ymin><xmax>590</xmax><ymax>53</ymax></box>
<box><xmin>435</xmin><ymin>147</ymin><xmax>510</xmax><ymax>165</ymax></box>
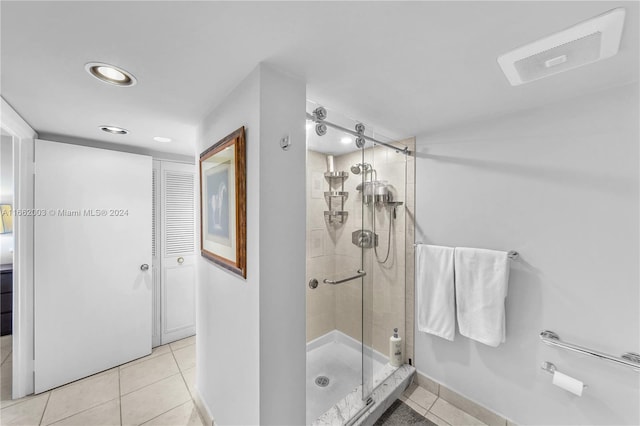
<box><xmin>323</xmin><ymin>270</ymin><xmax>366</xmax><ymax>285</ymax></box>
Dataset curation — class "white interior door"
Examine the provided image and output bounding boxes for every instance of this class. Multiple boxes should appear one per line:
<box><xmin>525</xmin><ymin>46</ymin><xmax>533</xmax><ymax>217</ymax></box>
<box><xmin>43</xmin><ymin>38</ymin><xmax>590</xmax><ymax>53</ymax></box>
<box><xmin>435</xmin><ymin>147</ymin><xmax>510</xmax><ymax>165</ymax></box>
<box><xmin>34</xmin><ymin>140</ymin><xmax>152</xmax><ymax>393</ymax></box>
<box><xmin>160</xmin><ymin>161</ymin><xmax>196</xmax><ymax>344</ymax></box>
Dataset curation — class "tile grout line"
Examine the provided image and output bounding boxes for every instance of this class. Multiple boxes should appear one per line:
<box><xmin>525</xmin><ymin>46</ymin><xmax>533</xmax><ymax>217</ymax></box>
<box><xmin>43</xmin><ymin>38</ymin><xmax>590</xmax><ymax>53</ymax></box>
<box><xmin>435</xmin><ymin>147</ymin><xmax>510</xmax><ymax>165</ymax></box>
<box><xmin>4</xmin><ymin>340</ymin><xmax>193</xmax><ymax>426</ymax></box>
<box><xmin>1</xmin><ymin>391</ymin><xmax>38</xmax><ymax>411</ymax></box>
<box><xmin>39</xmin><ymin>346</ymin><xmax>178</xmax><ymax>425</ymax></box>
<box><xmin>169</xmin><ymin>342</ymin><xmax>192</xmax><ymax>393</ymax></box>
<box><xmin>172</xmin><ymin>343</ymin><xmax>196</xmax><ymax>374</ymax></box>
<box><xmin>425</xmin><ymin>395</ymin><xmax>438</xmax><ymax>412</ymax></box>
<box><xmin>139</xmin><ymin>399</ymin><xmax>194</xmax><ymax>426</ymax></box>
<box><xmin>127</xmin><ymin>346</ymin><xmax>194</xmax><ymax>425</ymax></box>
<box><xmin>405</xmin><ymin>385</ymin><xmax>438</xmax><ymax>413</ymax></box>
<box><xmin>37</xmin><ymin>392</ymin><xmax>52</xmax><ymax>426</ymax></box>
<box><xmin>119</xmin><ymin>351</ymin><xmax>167</xmax><ymax>372</ymax></box>
<box><xmin>170</xmin><ymin>341</ymin><xmax>204</xmax><ymax>424</ymax></box>
<box><xmin>118</xmin><ymin>366</ymin><xmax>123</xmax><ymax>426</ymax></box>
<box><xmin>120</xmin><ymin>371</ymin><xmax>184</xmax><ymax>398</ymax></box>
<box><xmin>39</xmin><ymin>370</ymin><xmax>123</xmax><ymax>425</ymax></box>
<box><xmin>1</xmin><ymin>350</ymin><xmax>11</xmax><ymax>365</ymax></box>
<box><xmin>426</xmin><ymin>397</ymin><xmax>487</xmax><ymax>426</ymax></box>
<box><xmin>424</xmin><ymin>410</ymin><xmax>452</xmax><ymax>426</ymax></box>
<box><xmin>118</xmin><ymin>340</ymin><xmax>183</xmax><ymax>398</ymax></box>
<box><xmin>119</xmin><ymin>352</ymin><xmax>177</xmax><ymax>382</ymax></box>
<box><xmin>41</xmin><ymin>397</ymin><xmax>121</xmax><ymax>426</ymax></box>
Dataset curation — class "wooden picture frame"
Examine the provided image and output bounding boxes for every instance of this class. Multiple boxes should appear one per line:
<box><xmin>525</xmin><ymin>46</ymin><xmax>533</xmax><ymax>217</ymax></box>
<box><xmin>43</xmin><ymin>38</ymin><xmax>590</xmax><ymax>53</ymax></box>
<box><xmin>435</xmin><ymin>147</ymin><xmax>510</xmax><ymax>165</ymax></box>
<box><xmin>199</xmin><ymin>126</ymin><xmax>246</xmax><ymax>278</ymax></box>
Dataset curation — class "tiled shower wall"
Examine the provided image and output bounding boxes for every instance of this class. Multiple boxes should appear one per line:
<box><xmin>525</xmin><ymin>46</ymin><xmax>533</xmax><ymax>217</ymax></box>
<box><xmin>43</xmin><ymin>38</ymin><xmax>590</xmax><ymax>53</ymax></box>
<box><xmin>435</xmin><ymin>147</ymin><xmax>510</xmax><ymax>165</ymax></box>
<box><xmin>306</xmin><ymin>139</ymin><xmax>415</xmax><ymax>366</ymax></box>
<box><xmin>306</xmin><ymin>150</ymin><xmax>336</xmax><ymax>341</ymax></box>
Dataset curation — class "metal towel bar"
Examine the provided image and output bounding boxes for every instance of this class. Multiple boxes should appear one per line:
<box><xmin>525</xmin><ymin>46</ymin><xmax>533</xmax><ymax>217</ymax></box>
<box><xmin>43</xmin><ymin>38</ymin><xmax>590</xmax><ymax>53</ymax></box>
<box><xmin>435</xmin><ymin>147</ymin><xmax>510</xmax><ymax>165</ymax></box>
<box><xmin>540</xmin><ymin>330</ymin><xmax>640</xmax><ymax>372</ymax></box>
<box><xmin>323</xmin><ymin>270</ymin><xmax>366</xmax><ymax>285</ymax></box>
<box><xmin>413</xmin><ymin>242</ymin><xmax>519</xmax><ymax>260</ymax></box>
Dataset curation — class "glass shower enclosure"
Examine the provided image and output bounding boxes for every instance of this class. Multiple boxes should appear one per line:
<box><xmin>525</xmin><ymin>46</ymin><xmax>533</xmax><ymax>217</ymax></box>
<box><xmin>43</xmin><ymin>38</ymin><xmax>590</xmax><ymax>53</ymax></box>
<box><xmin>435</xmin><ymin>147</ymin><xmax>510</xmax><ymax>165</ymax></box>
<box><xmin>305</xmin><ymin>102</ymin><xmax>408</xmax><ymax>424</ymax></box>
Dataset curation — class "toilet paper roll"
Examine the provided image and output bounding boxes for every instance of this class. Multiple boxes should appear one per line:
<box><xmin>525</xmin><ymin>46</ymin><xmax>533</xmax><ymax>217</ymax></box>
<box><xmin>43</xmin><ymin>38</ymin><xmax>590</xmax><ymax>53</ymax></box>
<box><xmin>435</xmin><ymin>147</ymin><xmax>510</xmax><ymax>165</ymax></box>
<box><xmin>552</xmin><ymin>371</ymin><xmax>584</xmax><ymax>396</ymax></box>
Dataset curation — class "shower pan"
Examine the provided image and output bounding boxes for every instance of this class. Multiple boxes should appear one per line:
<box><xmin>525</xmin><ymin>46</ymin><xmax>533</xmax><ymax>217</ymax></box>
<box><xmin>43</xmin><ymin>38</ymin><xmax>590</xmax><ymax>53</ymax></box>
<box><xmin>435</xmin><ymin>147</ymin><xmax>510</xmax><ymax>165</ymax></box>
<box><xmin>305</xmin><ymin>102</ymin><xmax>411</xmax><ymax>424</ymax></box>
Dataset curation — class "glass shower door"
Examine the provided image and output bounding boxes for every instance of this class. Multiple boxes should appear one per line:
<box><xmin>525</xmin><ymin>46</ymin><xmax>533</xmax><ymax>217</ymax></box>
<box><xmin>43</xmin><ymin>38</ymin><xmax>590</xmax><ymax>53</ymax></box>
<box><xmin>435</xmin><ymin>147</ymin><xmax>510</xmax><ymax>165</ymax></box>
<box><xmin>360</xmin><ymin>134</ymin><xmax>409</xmax><ymax>405</ymax></box>
<box><xmin>360</xmin><ymin>143</ymin><xmax>375</xmax><ymax>405</ymax></box>
<box><xmin>306</xmin><ymin>102</ymin><xmax>407</xmax><ymax>424</ymax></box>
<box><xmin>306</xmin><ymin>102</ymin><xmax>370</xmax><ymax>423</ymax></box>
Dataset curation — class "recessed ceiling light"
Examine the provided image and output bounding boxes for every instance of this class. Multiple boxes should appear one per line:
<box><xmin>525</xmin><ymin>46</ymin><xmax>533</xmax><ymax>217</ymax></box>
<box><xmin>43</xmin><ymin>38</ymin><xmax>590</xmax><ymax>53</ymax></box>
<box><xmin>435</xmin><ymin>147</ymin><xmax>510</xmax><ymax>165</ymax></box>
<box><xmin>153</xmin><ymin>136</ymin><xmax>172</xmax><ymax>143</ymax></box>
<box><xmin>100</xmin><ymin>125</ymin><xmax>129</xmax><ymax>135</ymax></box>
<box><xmin>85</xmin><ymin>62</ymin><xmax>137</xmax><ymax>87</ymax></box>
<box><xmin>341</xmin><ymin>137</ymin><xmax>352</xmax><ymax>144</ymax></box>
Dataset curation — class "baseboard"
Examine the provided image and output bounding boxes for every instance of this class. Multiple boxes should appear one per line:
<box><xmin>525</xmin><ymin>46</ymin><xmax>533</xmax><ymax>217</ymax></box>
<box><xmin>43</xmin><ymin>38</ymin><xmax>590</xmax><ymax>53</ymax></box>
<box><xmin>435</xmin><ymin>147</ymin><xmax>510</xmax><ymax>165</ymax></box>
<box><xmin>415</xmin><ymin>370</ymin><xmax>514</xmax><ymax>426</ymax></box>
<box><xmin>192</xmin><ymin>387</ymin><xmax>215</xmax><ymax>426</ymax></box>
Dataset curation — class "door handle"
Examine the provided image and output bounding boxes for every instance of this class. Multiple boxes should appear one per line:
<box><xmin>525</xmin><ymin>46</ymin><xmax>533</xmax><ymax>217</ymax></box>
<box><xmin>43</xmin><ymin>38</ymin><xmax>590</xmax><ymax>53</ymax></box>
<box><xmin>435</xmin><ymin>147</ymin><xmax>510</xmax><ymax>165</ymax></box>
<box><xmin>140</xmin><ymin>264</ymin><xmax>149</xmax><ymax>271</ymax></box>
<box><xmin>177</xmin><ymin>257</ymin><xmax>184</xmax><ymax>264</ymax></box>
<box><xmin>323</xmin><ymin>270</ymin><xmax>366</xmax><ymax>285</ymax></box>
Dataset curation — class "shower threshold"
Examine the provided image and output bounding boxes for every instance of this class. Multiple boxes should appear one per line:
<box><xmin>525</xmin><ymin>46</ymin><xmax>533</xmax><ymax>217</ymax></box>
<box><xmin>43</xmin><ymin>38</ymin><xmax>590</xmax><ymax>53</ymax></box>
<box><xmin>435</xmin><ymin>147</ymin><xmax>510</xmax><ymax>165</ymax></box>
<box><xmin>312</xmin><ymin>363</ymin><xmax>415</xmax><ymax>426</ymax></box>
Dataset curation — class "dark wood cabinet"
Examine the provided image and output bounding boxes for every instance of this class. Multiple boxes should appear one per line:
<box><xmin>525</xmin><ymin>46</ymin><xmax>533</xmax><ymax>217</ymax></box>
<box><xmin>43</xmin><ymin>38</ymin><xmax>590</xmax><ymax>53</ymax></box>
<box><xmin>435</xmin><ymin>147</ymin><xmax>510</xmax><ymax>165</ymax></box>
<box><xmin>0</xmin><ymin>269</ymin><xmax>12</xmax><ymax>336</ymax></box>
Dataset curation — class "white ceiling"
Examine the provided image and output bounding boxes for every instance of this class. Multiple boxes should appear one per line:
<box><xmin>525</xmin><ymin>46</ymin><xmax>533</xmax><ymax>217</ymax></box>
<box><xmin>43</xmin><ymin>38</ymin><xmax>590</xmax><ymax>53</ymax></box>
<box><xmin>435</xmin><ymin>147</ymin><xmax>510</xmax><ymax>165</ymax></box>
<box><xmin>1</xmin><ymin>1</ymin><xmax>638</xmax><ymax>157</ymax></box>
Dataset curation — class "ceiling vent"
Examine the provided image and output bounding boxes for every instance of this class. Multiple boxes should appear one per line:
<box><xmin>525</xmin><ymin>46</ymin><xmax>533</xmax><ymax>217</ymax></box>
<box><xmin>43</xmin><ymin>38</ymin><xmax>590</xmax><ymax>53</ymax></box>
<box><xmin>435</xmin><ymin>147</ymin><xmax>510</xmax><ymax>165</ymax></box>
<box><xmin>497</xmin><ymin>8</ymin><xmax>626</xmax><ymax>86</ymax></box>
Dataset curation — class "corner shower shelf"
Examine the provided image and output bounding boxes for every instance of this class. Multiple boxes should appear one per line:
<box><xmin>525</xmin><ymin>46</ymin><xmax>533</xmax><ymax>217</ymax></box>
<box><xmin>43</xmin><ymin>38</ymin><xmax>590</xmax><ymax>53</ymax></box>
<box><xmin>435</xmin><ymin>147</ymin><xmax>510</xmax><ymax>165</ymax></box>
<box><xmin>324</xmin><ymin>171</ymin><xmax>349</xmax><ymax>180</ymax></box>
<box><xmin>324</xmin><ymin>191</ymin><xmax>349</xmax><ymax>200</ymax></box>
<box><xmin>324</xmin><ymin>171</ymin><xmax>349</xmax><ymax>225</ymax></box>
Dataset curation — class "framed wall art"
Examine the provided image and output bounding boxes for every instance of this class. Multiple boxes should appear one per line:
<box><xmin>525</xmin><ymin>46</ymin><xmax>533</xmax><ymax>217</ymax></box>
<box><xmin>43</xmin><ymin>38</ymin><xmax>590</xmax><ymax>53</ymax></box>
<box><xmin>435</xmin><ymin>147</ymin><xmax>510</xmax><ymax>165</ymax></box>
<box><xmin>199</xmin><ymin>126</ymin><xmax>246</xmax><ymax>278</ymax></box>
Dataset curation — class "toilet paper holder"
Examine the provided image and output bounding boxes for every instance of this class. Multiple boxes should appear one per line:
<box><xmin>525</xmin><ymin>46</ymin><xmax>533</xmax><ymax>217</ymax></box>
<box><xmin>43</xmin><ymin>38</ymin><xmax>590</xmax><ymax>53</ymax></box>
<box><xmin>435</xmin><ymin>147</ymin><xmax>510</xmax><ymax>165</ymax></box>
<box><xmin>541</xmin><ymin>361</ymin><xmax>588</xmax><ymax>390</ymax></box>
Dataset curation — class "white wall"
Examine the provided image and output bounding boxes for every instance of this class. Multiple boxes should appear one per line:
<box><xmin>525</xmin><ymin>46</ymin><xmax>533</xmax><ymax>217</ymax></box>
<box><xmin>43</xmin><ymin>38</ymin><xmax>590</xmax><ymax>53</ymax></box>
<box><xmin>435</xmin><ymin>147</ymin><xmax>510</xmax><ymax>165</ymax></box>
<box><xmin>414</xmin><ymin>83</ymin><xmax>639</xmax><ymax>425</ymax></box>
<box><xmin>197</xmin><ymin>67</ymin><xmax>261</xmax><ymax>426</ymax></box>
<box><xmin>258</xmin><ymin>65</ymin><xmax>306</xmax><ymax>424</ymax></box>
<box><xmin>196</xmin><ymin>64</ymin><xmax>306</xmax><ymax>426</ymax></box>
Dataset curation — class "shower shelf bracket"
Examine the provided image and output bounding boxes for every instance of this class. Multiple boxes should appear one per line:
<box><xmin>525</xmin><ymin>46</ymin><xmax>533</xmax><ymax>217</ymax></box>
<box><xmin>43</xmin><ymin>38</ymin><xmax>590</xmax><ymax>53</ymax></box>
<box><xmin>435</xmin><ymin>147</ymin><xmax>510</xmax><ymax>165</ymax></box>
<box><xmin>324</xmin><ymin>191</ymin><xmax>349</xmax><ymax>201</ymax></box>
<box><xmin>324</xmin><ymin>210</ymin><xmax>349</xmax><ymax>221</ymax></box>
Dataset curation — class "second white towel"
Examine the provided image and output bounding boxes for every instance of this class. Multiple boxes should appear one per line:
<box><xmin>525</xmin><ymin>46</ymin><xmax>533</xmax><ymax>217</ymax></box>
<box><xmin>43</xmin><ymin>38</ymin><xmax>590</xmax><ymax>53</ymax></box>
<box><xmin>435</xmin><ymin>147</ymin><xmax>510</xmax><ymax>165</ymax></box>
<box><xmin>417</xmin><ymin>244</ymin><xmax>455</xmax><ymax>341</ymax></box>
<box><xmin>455</xmin><ymin>247</ymin><xmax>510</xmax><ymax>347</ymax></box>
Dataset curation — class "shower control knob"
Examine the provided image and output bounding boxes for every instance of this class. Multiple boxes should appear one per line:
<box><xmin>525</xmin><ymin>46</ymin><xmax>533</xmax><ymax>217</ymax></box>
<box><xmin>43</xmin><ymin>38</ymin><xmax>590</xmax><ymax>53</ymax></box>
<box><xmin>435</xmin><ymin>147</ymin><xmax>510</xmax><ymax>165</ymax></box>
<box><xmin>308</xmin><ymin>278</ymin><xmax>319</xmax><ymax>289</ymax></box>
<box><xmin>355</xmin><ymin>123</ymin><xmax>365</xmax><ymax>134</ymax></box>
<box><xmin>355</xmin><ymin>137</ymin><xmax>365</xmax><ymax>148</ymax></box>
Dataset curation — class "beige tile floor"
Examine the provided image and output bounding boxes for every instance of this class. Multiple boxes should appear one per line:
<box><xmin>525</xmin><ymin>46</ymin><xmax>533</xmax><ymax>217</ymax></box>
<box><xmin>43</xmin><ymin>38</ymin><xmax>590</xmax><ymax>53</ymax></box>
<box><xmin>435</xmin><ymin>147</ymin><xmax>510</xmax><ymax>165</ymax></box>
<box><xmin>0</xmin><ymin>335</ymin><xmax>201</xmax><ymax>426</ymax></box>
<box><xmin>400</xmin><ymin>383</ymin><xmax>488</xmax><ymax>426</ymax></box>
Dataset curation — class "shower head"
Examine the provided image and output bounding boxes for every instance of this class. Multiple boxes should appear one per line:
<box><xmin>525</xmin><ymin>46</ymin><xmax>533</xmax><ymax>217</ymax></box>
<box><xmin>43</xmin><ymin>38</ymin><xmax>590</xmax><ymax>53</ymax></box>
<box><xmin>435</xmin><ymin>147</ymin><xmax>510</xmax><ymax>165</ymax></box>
<box><xmin>350</xmin><ymin>163</ymin><xmax>372</xmax><ymax>175</ymax></box>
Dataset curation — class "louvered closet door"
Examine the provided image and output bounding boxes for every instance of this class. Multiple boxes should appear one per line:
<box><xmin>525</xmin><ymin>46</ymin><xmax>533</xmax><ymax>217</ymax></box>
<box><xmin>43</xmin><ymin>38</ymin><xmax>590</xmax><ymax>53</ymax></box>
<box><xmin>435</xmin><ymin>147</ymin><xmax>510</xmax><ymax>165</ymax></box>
<box><xmin>161</xmin><ymin>161</ymin><xmax>196</xmax><ymax>344</ymax></box>
<box><xmin>151</xmin><ymin>162</ymin><xmax>161</xmax><ymax>347</ymax></box>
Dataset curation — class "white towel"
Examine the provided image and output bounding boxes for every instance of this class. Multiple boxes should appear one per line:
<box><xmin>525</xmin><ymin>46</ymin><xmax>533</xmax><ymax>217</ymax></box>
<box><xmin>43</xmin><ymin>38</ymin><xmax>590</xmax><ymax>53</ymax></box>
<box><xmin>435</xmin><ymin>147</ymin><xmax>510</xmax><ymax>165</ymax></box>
<box><xmin>454</xmin><ymin>247</ymin><xmax>510</xmax><ymax>347</ymax></box>
<box><xmin>416</xmin><ymin>244</ymin><xmax>455</xmax><ymax>341</ymax></box>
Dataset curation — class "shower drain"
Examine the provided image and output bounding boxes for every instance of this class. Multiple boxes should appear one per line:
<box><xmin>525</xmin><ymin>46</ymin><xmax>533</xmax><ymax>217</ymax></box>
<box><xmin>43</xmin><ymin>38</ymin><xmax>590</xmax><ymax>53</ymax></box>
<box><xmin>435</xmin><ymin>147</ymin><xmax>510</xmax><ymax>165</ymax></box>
<box><xmin>315</xmin><ymin>376</ymin><xmax>330</xmax><ymax>387</ymax></box>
